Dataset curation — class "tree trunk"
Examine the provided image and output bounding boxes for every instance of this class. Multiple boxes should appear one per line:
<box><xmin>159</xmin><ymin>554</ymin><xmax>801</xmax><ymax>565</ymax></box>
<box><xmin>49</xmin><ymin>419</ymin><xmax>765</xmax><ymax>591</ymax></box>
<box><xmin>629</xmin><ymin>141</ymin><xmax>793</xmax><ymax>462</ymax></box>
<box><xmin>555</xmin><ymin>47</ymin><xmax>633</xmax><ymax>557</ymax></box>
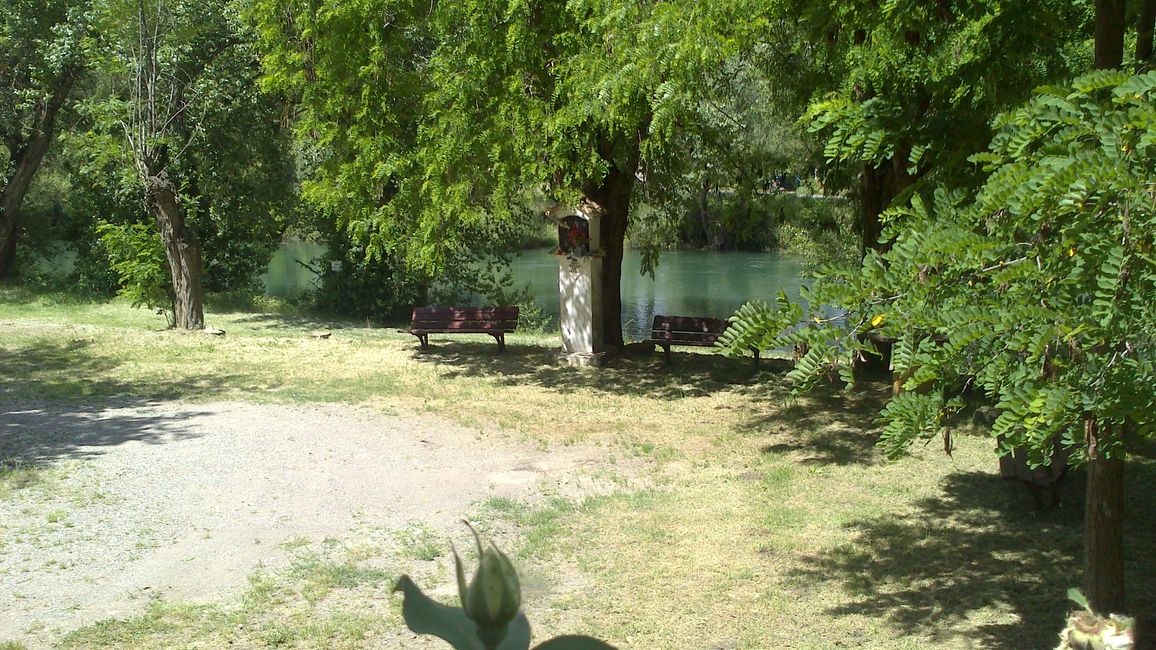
<box><xmin>1078</xmin><ymin>6</ymin><xmax>1128</xmax><ymax>615</ymax></box>
<box><xmin>696</xmin><ymin>177</ymin><xmax>711</xmax><ymax>248</ymax></box>
<box><xmin>0</xmin><ymin>209</ymin><xmax>18</xmax><ymax>279</ymax></box>
<box><xmin>1083</xmin><ymin>418</ymin><xmax>1125</xmax><ymax>614</ymax></box>
<box><xmin>0</xmin><ymin>67</ymin><xmax>79</xmax><ymax>278</ymax></box>
<box><xmin>581</xmin><ymin>161</ymin><xmax>634</xmax><ymax>350</ymax></box>
<box><xmin>147</xmin><ymin>171</ymin><xmax>205</xmax><ymax>330</ymax></box>
<box><xmin>580</xmin><ymin>129</ymin><xmax>643</xmax><ymax>350</ymax></box>
<box><xmin>859</xmin><ymin>150</ymin><xmax>912</xmax><ymax>255</ymax></box>
<box><xmin>1138</xmin><ymin>0</ymin><xmax>1155</xmax><ymax>67</ymax></box>
<box><xmin>1095</xmin><ymin>0</ymin><xmax>1126</xmax><ymax>69</ymax></box>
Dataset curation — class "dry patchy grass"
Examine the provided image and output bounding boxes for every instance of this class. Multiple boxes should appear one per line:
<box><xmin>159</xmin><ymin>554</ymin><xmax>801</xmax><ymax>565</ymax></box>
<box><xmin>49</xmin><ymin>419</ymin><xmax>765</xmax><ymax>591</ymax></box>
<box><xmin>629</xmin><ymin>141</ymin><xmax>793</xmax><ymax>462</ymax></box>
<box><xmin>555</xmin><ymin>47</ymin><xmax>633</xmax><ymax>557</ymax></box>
<box><xmin>2</xmin><ymin>292</ymin><xmax>1154</xmax><ymax>648</ymax></box>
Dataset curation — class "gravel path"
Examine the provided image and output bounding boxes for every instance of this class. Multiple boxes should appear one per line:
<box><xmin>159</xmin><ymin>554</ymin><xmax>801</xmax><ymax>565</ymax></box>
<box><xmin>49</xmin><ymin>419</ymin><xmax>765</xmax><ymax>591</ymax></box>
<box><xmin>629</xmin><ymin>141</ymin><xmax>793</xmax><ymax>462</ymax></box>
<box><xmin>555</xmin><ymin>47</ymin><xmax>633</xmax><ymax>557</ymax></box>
<box><xmin>0</xmin><ymin>400</ymin><xmax>625</xmax><ymax>646</ymax></box>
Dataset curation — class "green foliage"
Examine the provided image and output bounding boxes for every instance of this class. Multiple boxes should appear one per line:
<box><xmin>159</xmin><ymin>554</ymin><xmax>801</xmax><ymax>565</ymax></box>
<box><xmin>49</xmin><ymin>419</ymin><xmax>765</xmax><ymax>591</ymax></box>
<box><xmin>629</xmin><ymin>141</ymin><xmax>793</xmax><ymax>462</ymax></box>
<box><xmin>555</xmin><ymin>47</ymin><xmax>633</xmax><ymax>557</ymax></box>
<box><xmin>730</xmin><ymin>70</ymin><xmax>1156</xmax><ymax>465</ymax></box>
<box><xmin>394</xmin><ymin>527</ymin><xmax>614</xmax><ymax>650</ymax></box>
<box><xmin>72</xmin><ymin>0</ymin><xmax>295</xmax><ymax>293</ymax></box>
<box><xmin>630</xmin><ymin>191</ymin><xmax>857</xmax><ymax>265</ymax></box>
<box><xmin>95</xmin><ymin>221</ymin><xmax>171</xmax><ymax>324</ymax></box>
<box><xmin>310</xmin><ymin>231</ymin><xmax>424</xmax><ymax>323</ymax></box>
<box><xmin>717</xmin><ymin>292</ymin><xmax>802</xmax><ymax>357</ymax></box>
<box><xmin>251</xmin><ymin>0</ymin><xmax>775</xmax><ymax>294</ymax></box>
<box><xmin>0</xmin><ymin>0</ymin><xmax>88</xmax><ymax>141</ymax></box>
<box><xmin>801</xmin><ymin>0</ymin><xmax>1090</xmax><ymax>192</ymax></box>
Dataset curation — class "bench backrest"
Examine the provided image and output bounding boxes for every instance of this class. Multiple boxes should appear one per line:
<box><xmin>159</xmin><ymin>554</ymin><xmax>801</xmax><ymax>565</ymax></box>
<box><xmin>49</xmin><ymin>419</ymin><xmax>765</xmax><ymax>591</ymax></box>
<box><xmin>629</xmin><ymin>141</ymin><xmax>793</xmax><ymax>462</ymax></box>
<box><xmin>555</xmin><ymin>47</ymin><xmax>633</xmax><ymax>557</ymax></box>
<box><xmin>411</xmin><ymin>306</ymin><xmax>519</xmax><ymax>331</ymax></box>
<box><xmin>650</xmin><ymin>315</ymin><xmax>730</xmax><ymax>344</ymax></box>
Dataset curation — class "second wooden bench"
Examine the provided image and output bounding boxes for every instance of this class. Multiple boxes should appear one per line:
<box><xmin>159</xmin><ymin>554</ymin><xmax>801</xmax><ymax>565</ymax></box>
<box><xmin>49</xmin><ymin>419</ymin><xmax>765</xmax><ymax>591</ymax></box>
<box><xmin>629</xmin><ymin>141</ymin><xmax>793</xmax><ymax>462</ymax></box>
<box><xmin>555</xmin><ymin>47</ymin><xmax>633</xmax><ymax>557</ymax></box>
<box><xmin>401</xmin><ymin>306</ymin><xmax>519</xmax><ymax>351</ymax></box>
<box><xmin>649</xmin><ymin>314</ymin><xmax>759</xmax><ymax>365</ymax></box>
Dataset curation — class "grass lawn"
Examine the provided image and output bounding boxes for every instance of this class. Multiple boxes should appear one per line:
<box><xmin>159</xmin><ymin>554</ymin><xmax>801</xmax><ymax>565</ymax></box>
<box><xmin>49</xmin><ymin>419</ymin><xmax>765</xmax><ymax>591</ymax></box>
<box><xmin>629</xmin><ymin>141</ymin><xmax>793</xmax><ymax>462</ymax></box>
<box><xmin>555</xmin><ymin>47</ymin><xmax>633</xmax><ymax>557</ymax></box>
<box><xmin>2</xmin><ymin>286</ymin><xmax>1154</xmax><ymax>649</ymax></box>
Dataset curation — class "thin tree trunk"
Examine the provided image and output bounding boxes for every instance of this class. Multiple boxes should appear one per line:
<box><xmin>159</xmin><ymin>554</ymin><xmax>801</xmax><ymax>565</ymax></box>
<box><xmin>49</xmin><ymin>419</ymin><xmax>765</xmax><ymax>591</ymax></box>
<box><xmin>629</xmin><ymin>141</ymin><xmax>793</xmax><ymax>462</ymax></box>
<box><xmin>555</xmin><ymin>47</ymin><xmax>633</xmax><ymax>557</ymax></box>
<box><xmin>0</xmin><ymin>67</ymin><xmax>79</xmax><ymax>278</ymax></box>
<box><xmin>1138</xmin><ymin>0</ymin><xmax>1155</xmax><ymax>67</ymax></box>
<box><xmin>1083</xmin><ymin>418</ymin><xmax>1125</xmax><ymax>614</ymax></box>
<box><xmin>1095</xmin><ymin>0</ymin><xmax>1127</xmax><ymax>69</ymax></box>
<box><xmin>147</xmin><ymin>171</ymin><xmax>205</xmax><ymax>330</ymax></box>
<box><xmin>697</xmin><ymin>177</ymin><xmax>711</xmax><ymax>248</ymax></box>
<box><xmin>1078</xmin><ymin>7</ymin><xmax>1128</xmax><ymax>614</ymax></box>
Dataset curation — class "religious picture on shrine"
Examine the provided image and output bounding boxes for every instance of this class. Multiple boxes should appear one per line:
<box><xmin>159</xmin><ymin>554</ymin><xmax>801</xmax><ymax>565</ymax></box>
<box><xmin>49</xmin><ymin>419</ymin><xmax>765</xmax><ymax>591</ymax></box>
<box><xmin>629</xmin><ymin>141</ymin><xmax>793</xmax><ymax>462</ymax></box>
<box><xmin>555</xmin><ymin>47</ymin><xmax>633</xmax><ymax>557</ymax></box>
<box><xmin>557</xmin><ymin>215</ymin><xmax>590</xmax><ymax>256</ymax></box>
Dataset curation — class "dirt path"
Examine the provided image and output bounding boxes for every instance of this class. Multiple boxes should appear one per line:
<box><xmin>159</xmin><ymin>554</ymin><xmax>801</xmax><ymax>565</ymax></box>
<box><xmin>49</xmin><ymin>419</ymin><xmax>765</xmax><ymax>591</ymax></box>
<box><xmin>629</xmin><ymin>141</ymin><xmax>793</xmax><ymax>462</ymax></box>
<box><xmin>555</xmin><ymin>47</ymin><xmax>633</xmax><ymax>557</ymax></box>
<box><xmin>0</xmin><ymin>399</ymin><xmax>630</xmax><ymax>646</ymax></box>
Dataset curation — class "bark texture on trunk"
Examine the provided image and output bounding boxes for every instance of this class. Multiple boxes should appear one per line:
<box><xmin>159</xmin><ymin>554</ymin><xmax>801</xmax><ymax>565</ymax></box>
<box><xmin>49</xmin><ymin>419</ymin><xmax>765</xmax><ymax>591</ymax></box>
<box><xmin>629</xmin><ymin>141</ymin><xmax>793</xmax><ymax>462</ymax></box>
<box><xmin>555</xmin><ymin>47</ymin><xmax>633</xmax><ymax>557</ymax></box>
<box><xmin>1083</xmin><ymin>419</ymin><xmax>1126</xmax><ymax>614</ymax></box>
<box><xmin>1078</xmin><ymin>9</ymin><xmax>1128</xmax><ymax>615</ymax></box>
<box><xmin>1138</xmin><ymin>0</ymin><xmax>1156</xmax><ymax>66</ymax></box>
<box><xmin>579</xmin><ymin>131</ymin><xmax>643</xmax><ymax>351</ymax></box>
<box><xmin>0</xmin><ymin>67</ymin><xmax>79</xmax><ymax>278</ymax></box>
<box><xmin>859</xmin><ymin>153</ymin><xmax>912</xmax><ymax>254</ymax></box>
<box><xmin>581</xmin><ymin>161</ymin><xmax>634</xmax><ymax>350</ymax></box>
<box><xmin>147</xmin><ymin>171</ymin><xmax>205</xmax><ymax>330</ymax></box>
<box><xmin>1095</xmin><ymin>0</ymin><xmax>1127</xmax><ymax>69</ymax></box>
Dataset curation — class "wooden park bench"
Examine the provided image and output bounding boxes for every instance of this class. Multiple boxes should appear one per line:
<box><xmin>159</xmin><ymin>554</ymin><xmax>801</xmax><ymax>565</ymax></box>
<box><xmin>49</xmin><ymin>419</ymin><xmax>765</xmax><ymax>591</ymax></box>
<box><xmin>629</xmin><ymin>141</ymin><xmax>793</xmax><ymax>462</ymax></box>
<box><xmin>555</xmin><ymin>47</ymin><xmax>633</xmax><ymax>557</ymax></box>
<box><xmin>401</xmin><ymin>306</ymin><xmax>519</xmax><ymax>351</ymax></box>
<box><xmin>649</xmin><ymin>315</ymin><xmax>759</xmax><ymax>365</ymax></box>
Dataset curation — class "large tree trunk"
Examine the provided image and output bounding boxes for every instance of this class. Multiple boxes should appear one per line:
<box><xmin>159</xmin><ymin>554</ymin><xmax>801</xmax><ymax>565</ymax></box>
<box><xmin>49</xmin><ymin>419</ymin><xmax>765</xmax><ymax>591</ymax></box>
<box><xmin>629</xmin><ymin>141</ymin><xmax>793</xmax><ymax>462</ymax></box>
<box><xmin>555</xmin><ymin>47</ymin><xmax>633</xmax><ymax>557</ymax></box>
<box><xmin>1095</xmin><ymin>0</ymin><xmax>1126</xmax><ymax>69</ymax></box>
<box><xmin>0</xmin><ymin>67</ymin><xmax>79</xmax><ymax>279</ymax></box>
<box><xmin>581</xmin><ymin>162</ymin><xmax>634</xmax><ymax>350</ymax></box>
<box><xmin>580</xmin><ymin>130</ymin><xmax>643</xmax><ymax>350</ymax></box>
<box><xmin>1138</xmin><ymin>0</ymin><xmax>1155</xmax><ymax>67</ymax></box>
<box><xmin>146</xmin><ymin>171</ymin><xmax>205</xmax><ymax>330</ymax></box>
<box><xmin>859</xmin><ymin>149</ymin><xmax>912</xmax><ymax>255</ymax></box>
<box><xmin>1082</xmin><ymin>418</ymin><xmax>1126</xmax><ymax>614</ymax></box>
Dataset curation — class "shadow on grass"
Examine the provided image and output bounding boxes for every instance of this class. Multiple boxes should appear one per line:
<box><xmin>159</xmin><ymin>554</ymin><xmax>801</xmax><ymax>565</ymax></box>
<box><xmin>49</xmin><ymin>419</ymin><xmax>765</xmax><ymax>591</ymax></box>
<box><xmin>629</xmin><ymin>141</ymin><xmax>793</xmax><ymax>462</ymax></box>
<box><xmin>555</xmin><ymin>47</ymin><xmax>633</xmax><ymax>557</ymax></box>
<box><xmin>224</xmin><ymin>312</ymin><xmax>380</xmax><ymax>333</ymax></box>
<box><xmin>734</xmin><ymin>381</ymin><xmax>890</xmax><ymax>466</ymax></box>
<box><xmin>790</xmin><ymin>460</ymin><xmax>1156</xmax><ymax>649</ymax></box>
<box><xmin>0</xmin><ymin>338</ymin><xmax>243</xmax><ymax>402</ymax></box>
<box><xmin>409</xmin><ymin>340</ymin><xmax>781</xmax><ymax>400</ymax></box>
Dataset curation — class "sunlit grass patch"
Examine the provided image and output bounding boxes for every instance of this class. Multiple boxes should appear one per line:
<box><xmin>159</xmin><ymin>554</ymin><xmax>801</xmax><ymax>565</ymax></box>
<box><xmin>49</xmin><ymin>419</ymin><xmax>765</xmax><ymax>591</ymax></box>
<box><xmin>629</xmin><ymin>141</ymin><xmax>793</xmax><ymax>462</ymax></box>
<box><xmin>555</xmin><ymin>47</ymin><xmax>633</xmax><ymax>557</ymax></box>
<box><xmin>0</xmin><ymin>461</ymin><xmax>46</xmax><ymax>499</ymax></box>
<box><xmin>58</xmin><ymin>548</ymin><xmax>401</xmax><ymax>649</ymax></box>
<box><xmin>392</xmin><ymin>522</ymin><xmax>444</xmax><ymax>562</ymax></box>
<box><xmin>5</xmin><ymin>290</ymin><xmax>1155</xmax><ymax>648</ymax></box>
<box><xmin>287</xmin><ymin>554</ymin><xmax>393</xmax><ymax>605</ymax></box>
<box><xmin>0</xmin><ymin>460</ymin><xmax>109</xmax><ymax>508</ymax></box>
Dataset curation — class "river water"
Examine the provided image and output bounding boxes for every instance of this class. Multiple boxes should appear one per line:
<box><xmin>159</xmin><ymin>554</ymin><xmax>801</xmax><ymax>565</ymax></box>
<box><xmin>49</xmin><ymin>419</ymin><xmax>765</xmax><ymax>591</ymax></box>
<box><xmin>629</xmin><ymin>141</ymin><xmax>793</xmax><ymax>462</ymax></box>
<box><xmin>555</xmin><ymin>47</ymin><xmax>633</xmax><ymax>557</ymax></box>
<box><xmin>511</xmin><ymin>248</ymin><xmax>806</xmax><ymax>339</ymax></box>
<box><xmin>261</xmin><ymin>242</ymin><xmax>807</xmax><ymax>340</ymax></box>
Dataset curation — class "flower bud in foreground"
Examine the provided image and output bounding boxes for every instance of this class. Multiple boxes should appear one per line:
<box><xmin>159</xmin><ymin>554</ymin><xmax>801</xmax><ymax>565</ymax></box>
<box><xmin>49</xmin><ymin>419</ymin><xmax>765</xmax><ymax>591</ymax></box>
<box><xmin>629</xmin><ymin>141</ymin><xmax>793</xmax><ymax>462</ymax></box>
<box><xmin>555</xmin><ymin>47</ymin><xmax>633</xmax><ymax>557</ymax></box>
<box><xmin>454</xmin><ymin>522</ymin><xmax>522</xmax><ymax>645</ymax></box>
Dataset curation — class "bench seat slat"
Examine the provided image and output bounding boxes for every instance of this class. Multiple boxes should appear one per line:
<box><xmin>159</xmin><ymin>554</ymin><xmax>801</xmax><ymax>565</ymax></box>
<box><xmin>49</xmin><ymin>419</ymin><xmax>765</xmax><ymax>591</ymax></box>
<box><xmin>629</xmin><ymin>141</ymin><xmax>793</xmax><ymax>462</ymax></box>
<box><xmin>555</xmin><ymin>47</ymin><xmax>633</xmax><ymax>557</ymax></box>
<box><xmin>649</xmin><ymin>314</ymin><xmax>757</xmax><ymax>365</ymax></box>
<box><xmin>412</xmin><ymin>307</ymin><xmax>518</xmax><ymax>319</ymax></box>
<box><xmin>404</xmin><ymin>306</ymin><xmax>519</xmax><ymax>351</ymax></box>
<box><xmin>411</xmin><ymin>323</ymin><xmax>518</xmax><ymax>332</ymax></box>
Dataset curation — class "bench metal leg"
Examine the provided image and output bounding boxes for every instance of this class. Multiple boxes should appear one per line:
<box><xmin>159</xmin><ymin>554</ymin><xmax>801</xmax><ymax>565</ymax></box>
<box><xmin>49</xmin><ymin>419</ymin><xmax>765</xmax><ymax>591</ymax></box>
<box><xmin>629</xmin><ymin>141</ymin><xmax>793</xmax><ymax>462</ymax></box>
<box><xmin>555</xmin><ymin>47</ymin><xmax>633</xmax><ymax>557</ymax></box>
<box><xmin>752</xmin><ymin>348</ymin><xmax>760</xmax><ymax>368</ymax></box>
<box><xmin>419</xmin><ymin>334</ymin><xmax>429</xmax><ymax>349</ymax></box>
<box><xmin>493</xmin><ymin>333</ymin><xmax>506</xmax><ymax>352</ymax></box>
<box><xmin>659</xmin><ymin>344</ymin><xmax>671</xmax><ymax>364</ymax></box>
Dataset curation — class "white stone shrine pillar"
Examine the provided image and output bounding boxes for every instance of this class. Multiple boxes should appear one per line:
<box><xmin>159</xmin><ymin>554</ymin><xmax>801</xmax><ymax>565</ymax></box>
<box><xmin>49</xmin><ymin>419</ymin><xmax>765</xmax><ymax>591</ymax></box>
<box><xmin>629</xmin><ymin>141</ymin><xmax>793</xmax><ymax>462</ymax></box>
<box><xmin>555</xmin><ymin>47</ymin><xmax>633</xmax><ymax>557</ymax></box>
<box><xmin>550</xmin><ymin>206</ymin><xmax>606</xmax><ymax>367</ymax></box>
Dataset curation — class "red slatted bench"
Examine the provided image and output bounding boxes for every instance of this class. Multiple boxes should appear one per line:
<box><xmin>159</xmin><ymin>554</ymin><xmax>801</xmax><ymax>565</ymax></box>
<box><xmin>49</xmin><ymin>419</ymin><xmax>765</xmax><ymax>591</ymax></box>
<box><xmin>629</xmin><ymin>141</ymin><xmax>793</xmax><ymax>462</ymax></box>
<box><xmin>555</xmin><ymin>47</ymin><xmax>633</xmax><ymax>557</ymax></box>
<box><xmin>401</xmin><ymin>306</ymin><xmax>519</xmax><ymax>351</ymax></box>
<box><xmin>649</xmin><ymin>314</ymin><xmax>759</xmax><ymax>365</ymax></box>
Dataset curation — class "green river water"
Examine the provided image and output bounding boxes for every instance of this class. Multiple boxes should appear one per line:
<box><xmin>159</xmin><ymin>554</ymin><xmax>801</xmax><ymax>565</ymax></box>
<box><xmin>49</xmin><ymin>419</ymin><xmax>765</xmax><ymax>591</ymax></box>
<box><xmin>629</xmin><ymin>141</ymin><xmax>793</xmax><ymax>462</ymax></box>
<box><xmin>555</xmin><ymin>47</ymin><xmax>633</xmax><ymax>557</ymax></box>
<box><xmin>261</xmin><ymin>242</ymin><xmax>807</xmax><ymax>340</ymax></box>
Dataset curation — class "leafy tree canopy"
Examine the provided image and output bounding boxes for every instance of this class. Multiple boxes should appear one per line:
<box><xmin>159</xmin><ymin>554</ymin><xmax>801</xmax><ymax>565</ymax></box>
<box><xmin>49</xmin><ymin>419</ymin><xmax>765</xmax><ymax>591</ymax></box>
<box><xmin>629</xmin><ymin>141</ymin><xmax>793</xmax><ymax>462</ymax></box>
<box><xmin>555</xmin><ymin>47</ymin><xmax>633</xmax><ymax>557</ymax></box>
<box><xmin>0</xmin><ymin>0</ymin><xmax>91</xmax><ymax>276</ymax></box>
<box><xmin>72</xmin><ymin>0</ymin><xmax>295</xmax><ymax>296</ymax></box>
<box><xmin>726</xmin><ymin>69</ymin><xmax>1156</xmax><ymax>465</ymax></box>
<box><xmin>802</xmin><ymin>0</ymin><xmax>1091</xmax><ymax>179</ymax></box>
<box><xmin>253</xmin><ymin>0</ymin><xmax>768</xmax><ymax>340</ymax></box>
